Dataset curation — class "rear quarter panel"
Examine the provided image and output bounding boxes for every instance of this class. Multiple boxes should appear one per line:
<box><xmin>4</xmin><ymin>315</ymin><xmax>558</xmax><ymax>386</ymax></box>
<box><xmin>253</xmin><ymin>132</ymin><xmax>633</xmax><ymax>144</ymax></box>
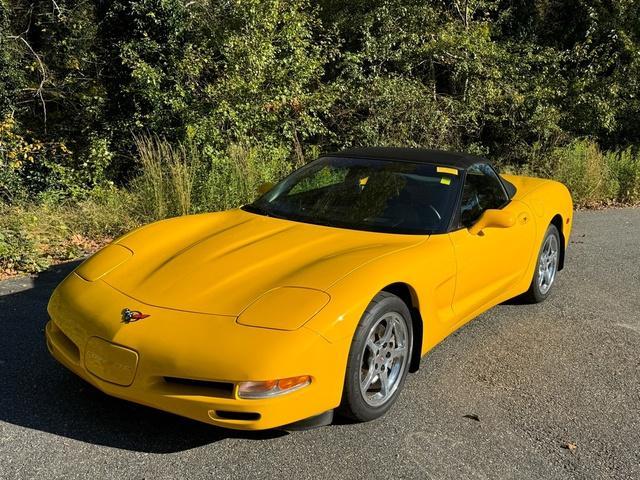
<box><xmin>503</xmin><ymin>174</ymin><xmax>573</xmax><ymax>287</ymax></box>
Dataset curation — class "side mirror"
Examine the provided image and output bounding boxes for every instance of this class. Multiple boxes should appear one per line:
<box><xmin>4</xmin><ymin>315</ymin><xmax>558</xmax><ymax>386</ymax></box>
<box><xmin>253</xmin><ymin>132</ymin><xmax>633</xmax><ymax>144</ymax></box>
<box><xmin>468</xmin><ymin>209</ymin><xmax>515</xmax><ymax>236</ymax></box>
<box><xmin>257</xmin><ymin>182</ymin><xmax>275</xmax><ymax>196</ymax></box>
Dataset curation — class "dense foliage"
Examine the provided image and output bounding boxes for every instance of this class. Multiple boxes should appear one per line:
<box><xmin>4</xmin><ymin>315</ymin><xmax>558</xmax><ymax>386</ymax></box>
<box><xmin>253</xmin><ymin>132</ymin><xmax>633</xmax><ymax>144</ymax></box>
<box><xmin>2</xmin><ymin>0</ymin><xmax>639</xmax><ymax>190</ymax></box>
<box><xmin>0</xmin><ymin>0</ymin><xmax>639</xmax><ymax>274</ymax></box>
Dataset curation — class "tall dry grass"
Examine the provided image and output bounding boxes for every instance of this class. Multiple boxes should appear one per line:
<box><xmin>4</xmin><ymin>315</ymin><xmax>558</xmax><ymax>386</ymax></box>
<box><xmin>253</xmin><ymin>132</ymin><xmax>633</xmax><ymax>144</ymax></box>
<box><xmin>168</xmin><ymin>143</ymin><xmax>199</xmax><ymax>216</ymax></box>
<box><xmin>134</xmin><ymin>134</ymin><xmax>202</xmax><ymax>219</ymax></box>
<box><xmin>135</xmin><ymin>134</ymin><xmax>169</xmax><ymax>219</ymax></box>
<box><xmin>133</xmin><ymin>135</ymin><xmax>293</xmax><ymax>219</ymax></box>
<box><xmin>549</xmin><ymin>140</ymin><xmax>640</xmax><ymax>207</ymax></box>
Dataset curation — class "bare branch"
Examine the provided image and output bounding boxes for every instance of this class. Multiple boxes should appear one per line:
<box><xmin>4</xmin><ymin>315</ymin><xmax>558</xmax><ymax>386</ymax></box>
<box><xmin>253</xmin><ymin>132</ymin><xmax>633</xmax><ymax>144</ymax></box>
<box><xmin>8</xmin><ymin>35</ymin><xmax>48</xmax><ymax>129</ymax></box>
<box><xmin>51</xmin><ymin>0</ymin><xmax>62</xmax><ymax>17</ymax></box>
<box><xmin>452</xmin><ymin>0</ymin><xmax>466</xmax><ymax>25</ymax></box>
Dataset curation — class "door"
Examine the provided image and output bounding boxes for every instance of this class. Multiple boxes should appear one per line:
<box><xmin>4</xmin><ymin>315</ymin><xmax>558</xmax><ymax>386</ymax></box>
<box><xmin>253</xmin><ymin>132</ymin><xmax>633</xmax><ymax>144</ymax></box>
<box><xmin>449</xmin><ymin>163</ymin><xmax>534</xmax><ymax>320</ymax></box>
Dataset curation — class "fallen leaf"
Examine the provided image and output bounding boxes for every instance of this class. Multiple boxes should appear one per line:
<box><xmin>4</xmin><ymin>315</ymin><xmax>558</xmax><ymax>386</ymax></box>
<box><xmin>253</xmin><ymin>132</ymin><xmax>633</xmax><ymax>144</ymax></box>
<box><xmin>463</xmin><ymin>414</ymin><xmax>480</xmax><ymax>422</ymax></box>
<box><xmin>562</xmin><ymin>442</ymin><xmax>577</xmax><ymax>453</ymax></box>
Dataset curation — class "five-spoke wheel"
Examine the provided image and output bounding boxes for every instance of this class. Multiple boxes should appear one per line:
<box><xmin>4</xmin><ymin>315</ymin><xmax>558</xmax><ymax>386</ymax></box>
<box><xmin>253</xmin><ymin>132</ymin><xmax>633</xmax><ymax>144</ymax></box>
<box><xmin>537</xmin><ymin>233</ymin><xmax>559</xmax><ymax>295</ymax></box>
<box><xmin>340</xmin><ymin>292</ymin><xmax>413</xmax><ymax>421</ymax></box>
<box><xmin>359</xmin><ymin>312</ymin><xmax>409</xmax><ymax>407</ymax></box>
<box><xmin>524</xmin><ymin>223</ymin><xmax>561</xmax><ymax>303</ymax></box>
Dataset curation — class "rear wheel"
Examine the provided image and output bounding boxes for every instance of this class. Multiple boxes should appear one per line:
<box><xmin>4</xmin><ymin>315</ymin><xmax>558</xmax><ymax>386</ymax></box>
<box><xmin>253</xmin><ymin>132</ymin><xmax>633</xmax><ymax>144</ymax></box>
<box><xmin>523</xmin><ymin>224</ymin><xmax>560</xmax><ymax>303</ymax></box>
<box><xmin>339</xmin><ymin>292</ymin><xmax>413</xmax><ymax>422</ymax></box>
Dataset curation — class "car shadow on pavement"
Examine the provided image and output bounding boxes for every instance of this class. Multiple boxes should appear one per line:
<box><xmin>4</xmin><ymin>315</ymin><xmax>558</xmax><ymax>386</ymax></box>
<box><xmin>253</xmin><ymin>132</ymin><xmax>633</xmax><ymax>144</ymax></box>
<box><xmin>0</xmin><ymin>261</ymin><xmax>286</xmax><ymax>453</ymax></box>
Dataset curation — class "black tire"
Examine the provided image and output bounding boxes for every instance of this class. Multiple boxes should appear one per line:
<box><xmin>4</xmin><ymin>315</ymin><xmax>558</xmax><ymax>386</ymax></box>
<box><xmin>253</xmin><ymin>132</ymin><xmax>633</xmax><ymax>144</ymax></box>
<box><xmin>338</xmin><ymin>291</ymin><xmax>413</xmax><ymax>422</ymax></box>
<box><xmin>522</xmin><ymin>224</ymin><xmax>561</xmax><ymax>303</ymax></box>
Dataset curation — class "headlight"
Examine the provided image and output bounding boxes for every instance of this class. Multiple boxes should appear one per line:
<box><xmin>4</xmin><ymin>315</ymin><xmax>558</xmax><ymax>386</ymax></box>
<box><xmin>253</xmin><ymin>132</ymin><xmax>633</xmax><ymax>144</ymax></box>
<box><xmin>75</xmin><ymin>244</ymin><xmax>133</xmax><ymax>282</ymax></box>
<box><xmin>238</xmin><ymin>375</ymin><xmax>311</xmax><ymax>399</ymax></box>
<box><xmin>237</xmin><ymin>287</ymin><xmax>330</xmax><ymax>331</ymax></box>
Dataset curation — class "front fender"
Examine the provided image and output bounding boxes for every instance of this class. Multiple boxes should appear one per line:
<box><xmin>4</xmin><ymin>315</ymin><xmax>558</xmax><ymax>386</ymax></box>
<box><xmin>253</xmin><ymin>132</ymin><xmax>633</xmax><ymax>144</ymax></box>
<box><xmin>305</xmin><ymin>234</ymin><xmax>456</xmax><ymax>356</ymax></box>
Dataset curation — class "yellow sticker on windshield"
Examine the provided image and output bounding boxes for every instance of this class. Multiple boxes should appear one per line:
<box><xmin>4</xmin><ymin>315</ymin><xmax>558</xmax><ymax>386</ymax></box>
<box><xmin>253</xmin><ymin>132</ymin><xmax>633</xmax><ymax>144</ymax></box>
<box><xmin>440</xmin><ymin>177</ymin><xmax>452</xmax><ymax>185</ymax></box>
<box><xmin>359</xmin><ymin>176</ymin><xmax>369</xmax><ymax>186</ymax></box>
<box><xmin>437</xmin><ymin>166</ymin><xmax>459</xmax><ymax>175</ymax></box>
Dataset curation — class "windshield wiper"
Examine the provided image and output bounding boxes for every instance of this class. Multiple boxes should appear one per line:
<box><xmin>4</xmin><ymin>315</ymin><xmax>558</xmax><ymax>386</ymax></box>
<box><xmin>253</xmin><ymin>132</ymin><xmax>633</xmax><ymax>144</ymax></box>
<box><xmin>242</xmin><ymin>204</ymin><xmax>270</xmax><ymax>216</ymax></box>
<box><xmin>242</xmin><ymin>203</ymin><xmax>288</xmax><ymax>219</ymax></box>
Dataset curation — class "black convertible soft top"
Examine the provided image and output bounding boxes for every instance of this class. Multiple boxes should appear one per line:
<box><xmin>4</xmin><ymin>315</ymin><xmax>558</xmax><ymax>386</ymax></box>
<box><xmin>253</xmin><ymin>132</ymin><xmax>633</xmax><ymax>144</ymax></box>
<box><xmin>326</xmin><ymin>147</ymin><xmax>484</xmax><ymax>170</ymax></box>
<box><xmin>326</xmin><ymin>147</ymin><xmax>517</xmax><ymax>198</ymax></box>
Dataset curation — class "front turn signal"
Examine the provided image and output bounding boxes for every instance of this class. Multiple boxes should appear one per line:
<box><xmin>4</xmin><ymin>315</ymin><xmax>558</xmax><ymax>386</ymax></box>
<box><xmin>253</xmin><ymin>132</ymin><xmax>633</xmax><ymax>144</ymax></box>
<box><xmin>238</xmin><ymin>375</ymin><xmax>311</xmax><ymax>399</ymax></box>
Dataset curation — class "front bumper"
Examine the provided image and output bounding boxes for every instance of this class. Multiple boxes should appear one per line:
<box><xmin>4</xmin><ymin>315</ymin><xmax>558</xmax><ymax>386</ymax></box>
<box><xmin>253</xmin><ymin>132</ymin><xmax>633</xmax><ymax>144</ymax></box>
<box><xmin>46</xmin><ymin>272</ymin><xmax>349</xmax><ymax>430</ymax></box>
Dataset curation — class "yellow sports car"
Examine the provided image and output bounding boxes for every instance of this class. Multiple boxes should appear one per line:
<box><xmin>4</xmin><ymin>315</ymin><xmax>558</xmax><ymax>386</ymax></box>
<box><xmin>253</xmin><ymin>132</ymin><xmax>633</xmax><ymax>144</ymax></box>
<box><xmin>46</xmin><ymin>148</ymin><xmax>573</xmax><ymax>430</ymax></box>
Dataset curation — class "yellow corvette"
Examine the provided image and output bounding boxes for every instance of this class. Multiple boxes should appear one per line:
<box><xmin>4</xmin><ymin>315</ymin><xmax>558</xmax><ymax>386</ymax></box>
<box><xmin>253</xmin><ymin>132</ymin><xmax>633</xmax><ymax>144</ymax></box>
<box><xmin>46</xmin><ymin>148</ymin><xmax>573</xmax><ymax>430</ymax></box>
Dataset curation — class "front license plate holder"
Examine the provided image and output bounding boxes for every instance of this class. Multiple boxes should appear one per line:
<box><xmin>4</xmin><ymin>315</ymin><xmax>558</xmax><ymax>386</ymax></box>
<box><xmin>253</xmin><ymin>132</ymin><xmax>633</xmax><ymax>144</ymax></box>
<box><xmin>84</xmin><ymin>337</ymin><xmax>139</xmax><ymax>386</ymax></box>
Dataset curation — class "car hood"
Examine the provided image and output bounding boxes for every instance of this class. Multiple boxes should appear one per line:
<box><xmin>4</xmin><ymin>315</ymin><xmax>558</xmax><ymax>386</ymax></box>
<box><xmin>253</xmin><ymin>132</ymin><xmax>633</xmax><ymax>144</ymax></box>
<box><xmin>102</xmin><ymin>209</ymin><xmax>425</xmax><ymax>316</ymax></box>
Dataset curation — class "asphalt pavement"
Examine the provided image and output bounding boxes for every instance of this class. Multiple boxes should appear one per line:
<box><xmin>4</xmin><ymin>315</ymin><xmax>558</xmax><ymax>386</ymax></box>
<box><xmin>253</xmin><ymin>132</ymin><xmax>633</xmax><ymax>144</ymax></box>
<box><xmin>1</xmin><ymin>208</ymin><xmax>639</xmax><ymax>479</ymax></box>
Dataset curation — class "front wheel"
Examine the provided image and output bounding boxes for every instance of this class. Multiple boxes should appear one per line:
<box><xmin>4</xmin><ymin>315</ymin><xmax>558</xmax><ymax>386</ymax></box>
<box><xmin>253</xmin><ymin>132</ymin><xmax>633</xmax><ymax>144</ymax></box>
<box><xmin>523</xmin><ymin>224</ymin><xmax>561</xmax><ymax>303</ymax></box>
<box><xmin>339</xmin><ymin>292</ymin><xmax>413</xmax><ymax>422</ymax></box>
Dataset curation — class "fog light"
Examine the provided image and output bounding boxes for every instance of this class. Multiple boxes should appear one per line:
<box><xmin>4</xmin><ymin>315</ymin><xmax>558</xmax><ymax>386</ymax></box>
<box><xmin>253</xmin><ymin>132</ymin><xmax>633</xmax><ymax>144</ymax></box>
<box><xmin>238</xmin><ymin>375</ymin><xmax>311</xmax><ymax>399</ymax></box>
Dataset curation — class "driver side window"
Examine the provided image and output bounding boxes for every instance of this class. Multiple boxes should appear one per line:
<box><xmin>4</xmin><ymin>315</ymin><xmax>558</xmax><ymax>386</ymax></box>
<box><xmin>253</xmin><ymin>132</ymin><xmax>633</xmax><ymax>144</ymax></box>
<box><xmin>459</xmin><ymin>163</ymin><xmax>509</xmax><ymax>227</ymax></box>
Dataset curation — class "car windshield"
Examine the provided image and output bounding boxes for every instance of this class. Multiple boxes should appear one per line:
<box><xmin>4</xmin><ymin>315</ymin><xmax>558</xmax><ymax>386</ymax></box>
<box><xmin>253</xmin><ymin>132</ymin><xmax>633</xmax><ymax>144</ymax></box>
<box><xmin>243</xmin><ymin>157</ymin><xmax>462</xmax><ymax>234</ymax></box>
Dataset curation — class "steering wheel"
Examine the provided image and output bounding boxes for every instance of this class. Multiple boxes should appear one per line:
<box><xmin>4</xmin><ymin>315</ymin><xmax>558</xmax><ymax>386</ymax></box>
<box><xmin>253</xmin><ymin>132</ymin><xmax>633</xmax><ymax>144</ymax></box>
<box><xmin>427</xmin><ymin>204</ymin><xmax>442</xmax><ymax>222</ymax></box>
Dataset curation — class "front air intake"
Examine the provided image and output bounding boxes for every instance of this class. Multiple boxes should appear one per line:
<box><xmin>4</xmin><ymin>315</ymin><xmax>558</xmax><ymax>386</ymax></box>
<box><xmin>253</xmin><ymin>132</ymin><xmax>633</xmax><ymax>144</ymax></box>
<box><xmin>163</xmin><ymin>376</ymin><xmax>235</xmax><ymax>398</ymax></box>
<box><xmin>214</xmin><ymin>410</ymin><xmax>261</xmax><ymax>421</ymax></box>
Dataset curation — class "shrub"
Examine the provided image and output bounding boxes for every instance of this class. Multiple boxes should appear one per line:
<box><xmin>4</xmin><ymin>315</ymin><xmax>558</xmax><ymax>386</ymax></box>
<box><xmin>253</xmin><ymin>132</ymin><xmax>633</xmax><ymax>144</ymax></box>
<box><xmin>70</xmin><ymin>187</ymin><xmax>142</xmax><ymax>239</ymax></box>
<box><xmin>197</xmin><ymin>143</ymin><xmax>293</xmax><ymax>213</ymax></box>
<box><xmin>550</xmin><ymin>140</ymin><xmax>618</xmax><ymax>207</ymax></box>
<box><xmin>0</xmin><ymin>206</ymin><xmax>49</xmax><ymax>275</ymax></box>
<box><xmin>0</xmin><ymin>187</ymin><xmax>141</xmax><ymax>277</ymax></box>
<box><xmin>607</xmin><ymin>148</ymin><xmax>640</xmax><ymax>205</ymax></box>
<box><xmin>0</xmin><ymin>115</ymin><xmax>90</xmax><ymax>200</ymax></box>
